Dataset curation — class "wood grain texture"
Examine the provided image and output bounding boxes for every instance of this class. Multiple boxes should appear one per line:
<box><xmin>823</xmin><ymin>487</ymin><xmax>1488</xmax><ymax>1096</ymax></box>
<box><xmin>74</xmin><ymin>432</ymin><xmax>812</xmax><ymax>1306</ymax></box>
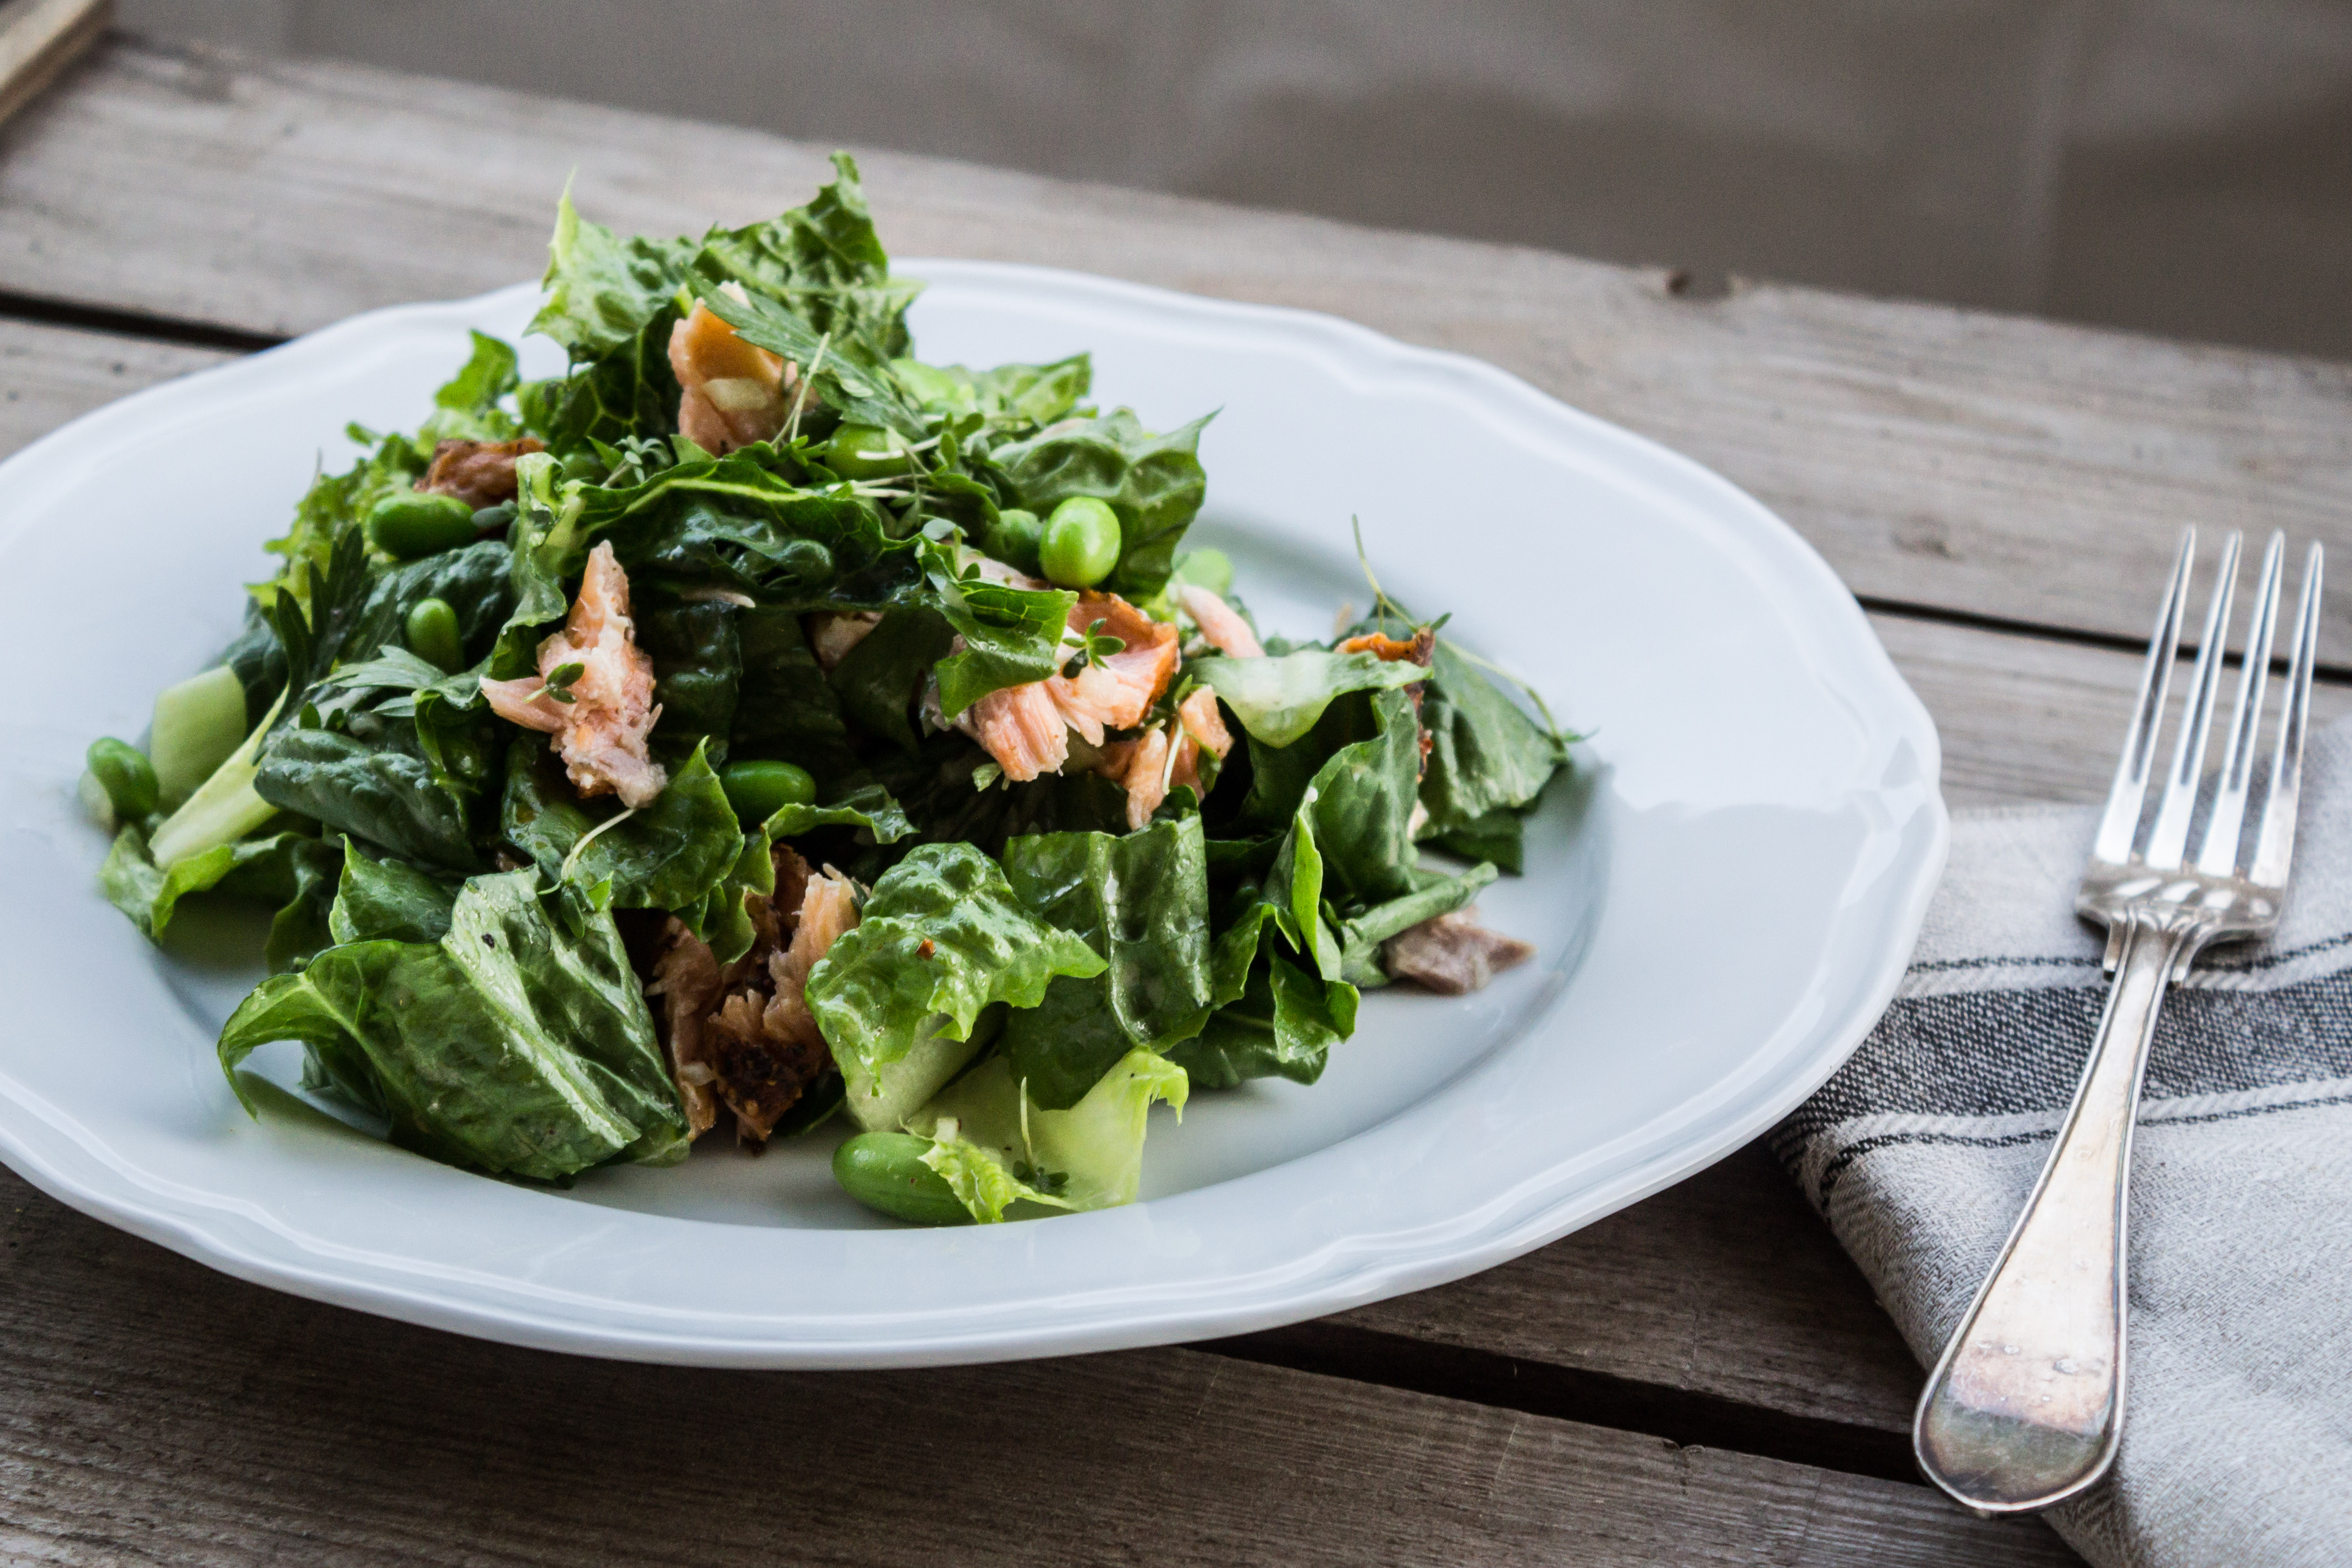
<box><xmin>0</xmin><ymin>1166</ymin><xmax>2072</xmax><ymax>1568</ymax></box>
<box><xmin>0</xmin><ymin>315</ymin><xmax>226</xmax><ymax>456</ymax></box>
<box><xmin>1</xmin><ymin>40</ymin><xmax>2345</xmax><ymax>662</ymax></box>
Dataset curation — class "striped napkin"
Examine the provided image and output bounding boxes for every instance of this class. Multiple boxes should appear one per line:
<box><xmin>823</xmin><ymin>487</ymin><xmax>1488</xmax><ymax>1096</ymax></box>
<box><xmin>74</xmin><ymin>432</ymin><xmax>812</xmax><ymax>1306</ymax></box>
<box><xmin>1775</xmin><ymin>716</ymin><xmax>2352</xmax><ymax>1568</ymax></box>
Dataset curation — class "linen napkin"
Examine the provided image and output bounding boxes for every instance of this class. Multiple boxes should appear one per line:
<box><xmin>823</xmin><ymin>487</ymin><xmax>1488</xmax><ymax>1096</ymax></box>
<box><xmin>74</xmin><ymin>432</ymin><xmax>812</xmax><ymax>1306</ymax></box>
<box><xmin>1773</xmin><ymin>715</ymin><xmax>2352</xmax><ymax>1568</ymax></box>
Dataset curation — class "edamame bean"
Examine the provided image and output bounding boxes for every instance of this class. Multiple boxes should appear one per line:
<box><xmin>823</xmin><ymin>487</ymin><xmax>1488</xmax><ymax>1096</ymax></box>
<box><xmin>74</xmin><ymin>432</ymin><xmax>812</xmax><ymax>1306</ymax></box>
<box><xmin>983</xmin><ymin>508</ymin><xmax>1043</xmax><ymax>575</ymax></box>
<box><xmin>721</xmin><ymin>758</ymin><xmax>817</xmax><ymax>821</ymax></box>
<box><xmin>367</xmin><ymin>492</ymin><xmax>476</xmax><ymax>559</ymax></box>
<box><xmin>832</xmin><ymin>1132</ymin><xmax>973</xmax><ymax>1225</ymax></box>
<box><xmin>405</xmin><ymin>596</ymin><xmax>465</xmax><ymax>672</ymax></box>
<box><xmin>823</xmin><ymin>422</ymin><xmax>912</xmax><ymax>480</ymax></box>
<box><xmin>1039</xmin><ymin>496</ymin><xmax>1121</xmax><ymax>588</ymax></box>
<box><xmin>85</xmin><ymin>737</ymin><xmax>159</xmax><ymax>822</ymax></box>
<box><xmin>1172</xmin><ymin>547</ymin><xmax>1234</xmax><ymax>599</ymax></box>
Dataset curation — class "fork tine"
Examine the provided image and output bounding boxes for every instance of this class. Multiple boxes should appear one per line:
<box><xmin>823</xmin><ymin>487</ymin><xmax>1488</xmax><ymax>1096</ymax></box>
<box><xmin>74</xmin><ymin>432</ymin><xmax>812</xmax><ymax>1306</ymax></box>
<box><xmin>2250</xmin><ymin>542</ymin><xmax>2325</xmax><ymax>888</ymax></box>
<box><xmin>2145</xmin><ymin>531</ymin><xmax>2241</xmax><ymax>870</ymax></box>
<box><xmin>2195</xmin><ymin>532</ymin><xmax>2286</xmax><ymax>875</ymax></box>
<box><xmin>2092</xmin><ymin>529</ymin><xmax>2196</xmax><ymax>865</ymax></box>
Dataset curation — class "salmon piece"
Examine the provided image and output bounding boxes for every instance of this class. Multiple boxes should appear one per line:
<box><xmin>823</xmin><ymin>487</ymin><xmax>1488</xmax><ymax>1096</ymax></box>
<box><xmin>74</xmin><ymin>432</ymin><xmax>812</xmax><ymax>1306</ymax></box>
<box><xmin>967</xmin><ymin>679</ymin><xmax>1070</xmax><ymax>783</ymax></box>
<box><xmin>648</xmin><ymin>922</ymin><xmax>724</xmax><ymax>1137</ymax></box>
<box><xmin>416</xmin><ymin>437</ymin><xmax>545</xmax><ymax>510</ymax></box>
<box><xmin>648</xmin><ymin>849</ymin><xmax>855</xmax><ymax>1146</ymax></box>
<box><xmin>667</xmin><ymin>286</ymin><xmax>800</xmax><ymax>454</ymax></box>
<box><xmin>1338</xmin><ymin>626</ymin><xmax>1435</xmax><ymax>667</ymax></box>
<box><xmin>1382</xmin><ymin>905</ymin><xmax>1534</xmax><ymax>994</ymax></box>
<box><xmin>480</xmin><ymin>541</ymin><xmax>668</xmax><ymax>808</ymax></box>
<box><xmin>1097</xmin><ymin>685</ymin><xmax>1234</xmax><ymax>830</ymax></box>
<box><xmin>1177</xmin><ymin>585</ymin><xmax>1263</xmax><ymax>659</ymax></box>
<box><xmin>1046</xmin><ymin>594</ymin><xmax>1179</xmax><ymax>742</ymax></box>
<box><xmin>806</xmin><ymin>610</ymin><xmax>882</xmax><ymax>672</ymax></box>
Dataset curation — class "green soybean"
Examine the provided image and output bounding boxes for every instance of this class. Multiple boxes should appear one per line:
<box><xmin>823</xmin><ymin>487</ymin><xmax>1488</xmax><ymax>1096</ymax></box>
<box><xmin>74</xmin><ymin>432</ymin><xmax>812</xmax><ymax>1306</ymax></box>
<box><xmin>823</xmin><ymin>422</ymin><xmax>912</xmax><ymax>480</ymax></box>
<box><xmin>85</xmin><ymin>737</ymin><xmax>159</xmax><ymax>822</ymax></box>
<box><xmin>1172</xmin><ymin>547</ymin><xmax>1235</xmax><ymax>599</ymax></box>
<box><xmin>721</xmin><ymin>759</ymin><xmax>817</xmax><ymax>821</ymax></box>
<box><xmin>1039</xmin><ymin>496</ymin><xmax>1121</xmax><ymax>588</ymax></box>
<box><xmin>833</xmin><ymin>1132</ymin><xmax>973</xmax><ymax>1225</ymax></box>
<box><xmin>405</xmin><ymin>596</ymin><xmax>464</xmax><ymax>672</ymax></box>
<box><xmin>983</xmin><ymin>508</ymin><xmax>1043</xmax><ymax>575</ymax></box>
<box><xmin>367</xmin><ymin>492</ymin><xmax>476</xmax><ymax>559</ymax></box>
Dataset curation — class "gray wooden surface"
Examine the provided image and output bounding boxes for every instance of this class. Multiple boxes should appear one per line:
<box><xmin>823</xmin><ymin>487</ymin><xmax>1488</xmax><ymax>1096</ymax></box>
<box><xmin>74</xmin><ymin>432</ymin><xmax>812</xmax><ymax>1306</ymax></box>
<box><xmin>3</xmin><ymin>35</ymin><xmax>2345</xmax><ymax>1566</ymax></box>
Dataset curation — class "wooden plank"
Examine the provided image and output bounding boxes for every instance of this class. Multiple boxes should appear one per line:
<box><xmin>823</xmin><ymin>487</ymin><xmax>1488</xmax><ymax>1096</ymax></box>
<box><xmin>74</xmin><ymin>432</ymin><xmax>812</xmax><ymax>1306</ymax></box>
<box><xmin>0</xmin><ymin>0</ymin><xmax>106</xmax><ymax>130</ymax></box>
<box><xmin>0</xmin><ymin>315</ymin><xmax>227</xmax><ymax>456</ymax></box>
<box><xmin>1874</xmin><ymin>612</ymin><xmax>2352</xmax><ymax>808</ymax></box>
<box><xmin>0</xmin><ymin>1167</ymin><xmax>2073</xmax><ymax>1568</ymax></box>
<box><xmin>0</xmin><ymin>41</ymin><xmax>2345</xmax><ymax>663</ymax></box>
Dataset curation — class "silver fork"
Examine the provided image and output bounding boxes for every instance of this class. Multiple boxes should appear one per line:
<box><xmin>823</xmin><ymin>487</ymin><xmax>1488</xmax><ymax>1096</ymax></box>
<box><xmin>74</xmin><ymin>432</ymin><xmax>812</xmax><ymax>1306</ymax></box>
<box><xmin>1913</xmin><ymin>527</ymin><xmax>2325</xmax><ymax>1515</ymax></box>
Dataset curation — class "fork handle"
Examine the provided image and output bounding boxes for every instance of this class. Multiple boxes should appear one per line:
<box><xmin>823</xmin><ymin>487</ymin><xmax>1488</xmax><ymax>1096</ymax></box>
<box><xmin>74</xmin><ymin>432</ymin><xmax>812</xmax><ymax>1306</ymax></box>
<box><xmin>1913</xmin><ymin>918</ymin><xmax>2190</xmax><ymax>1513</ymax></box>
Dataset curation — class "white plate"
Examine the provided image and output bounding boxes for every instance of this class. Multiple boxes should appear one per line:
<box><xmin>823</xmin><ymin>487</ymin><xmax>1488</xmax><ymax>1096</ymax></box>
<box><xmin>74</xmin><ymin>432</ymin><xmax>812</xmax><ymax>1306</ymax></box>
<box><xmin>0</xmin><ymin>265</ymin><xmax>1945</xmax><ymax>1366</ymax></box>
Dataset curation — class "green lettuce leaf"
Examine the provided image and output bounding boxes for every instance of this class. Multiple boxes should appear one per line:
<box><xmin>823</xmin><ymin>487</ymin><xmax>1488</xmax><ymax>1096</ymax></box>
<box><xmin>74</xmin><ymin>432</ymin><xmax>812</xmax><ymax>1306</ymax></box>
<box><xmin>993</xmin><ymin>410</ymin><xmax>1210</xmax><ymax>598</ymax></box>
<box><xmin>635</xmin><ymin>595</ymin><xmax>740</xmax><ymax>765</ymax></box>
<box><xmin>1336</xmin><ymin>862</ymin><xmax>1496</xmax><ymax>986</ymax></box>
<box><xmin>528</xmin><ymin>188</ymin><xmax>695</xmax><ymax>362</ymax></box>
<box><xmin>327</xmin><ymin>840</ymin><xmax>460</xmax><ymax>946</ymax></box>
<box><xmin>217</xmin><ymin>869</ymin><xmax>688</xmax><ymax>1179</ymax></box>
<box><xmin>691</xmin><ymin>151</ymin><xmax>920</xmax><ymax>366</ymax></box>
<box><xmin>805</xmin><ymin>842</ymin><xmax>1105</xmax><ymax>1087</ymax></box>
<box><xmin>826</xmin><ymin>605</ymin><xmax>954</xmax><ymax>754</ymax></box>
<box><xmin>868</xmin><ymin>731</ymin><xmax>1131</xmax><ymax>858</ymax></box>
<box><xmin>1203</xmin><ymin>648</ymin><xmax>1424</xmax><ymax>751</ymax></box>
<box><xmin>926</xmin><ymin>554</ymin><xmax>1075</xmax><ymax>717</ymax></box>
<box><xmin>999</xmin><ymin>815</ymin><xmax>1216</xmax><ymax>1109</ymax></box>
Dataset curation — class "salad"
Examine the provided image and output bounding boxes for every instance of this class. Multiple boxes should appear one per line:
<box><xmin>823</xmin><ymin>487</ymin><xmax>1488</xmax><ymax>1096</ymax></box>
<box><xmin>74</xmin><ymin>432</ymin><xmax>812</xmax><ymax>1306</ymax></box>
<box><xmin>84</xmin><ymin>156</ymin><xmax>1569</xmax><ymax>1225</ymax></box>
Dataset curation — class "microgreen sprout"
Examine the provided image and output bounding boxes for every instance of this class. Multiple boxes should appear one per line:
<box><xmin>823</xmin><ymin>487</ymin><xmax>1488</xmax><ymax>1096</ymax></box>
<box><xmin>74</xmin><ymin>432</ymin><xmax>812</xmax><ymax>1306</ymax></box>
<box><xmin>1061</xmin><ymin>617</ymin><xmax>1125</xmax><ymax>678</ymax></box>
<box><xmin>524</xmin><ymin>661</ymin><xmax>585</xmax><ymax>706</ymax></box>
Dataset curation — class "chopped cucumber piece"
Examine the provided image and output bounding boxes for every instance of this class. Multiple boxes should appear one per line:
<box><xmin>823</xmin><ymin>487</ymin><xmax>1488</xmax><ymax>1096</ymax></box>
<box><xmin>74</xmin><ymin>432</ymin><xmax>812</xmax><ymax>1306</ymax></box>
<box><xmin>151</xmin><ymin>665</ymin><xmax>250</xmax><ymax>808</ymax></box>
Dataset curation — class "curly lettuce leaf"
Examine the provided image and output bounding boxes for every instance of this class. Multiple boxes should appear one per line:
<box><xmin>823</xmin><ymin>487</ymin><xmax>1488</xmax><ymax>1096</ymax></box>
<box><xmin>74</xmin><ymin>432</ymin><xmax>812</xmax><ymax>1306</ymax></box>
<box><xmin>217</xmin><ymin>869</ymin><xmax>687</xmax><ymax>1179</ymax></box>
<box><xmin>529</xmin><ymin>188</ymin><xmax>696</xmax><ymax>362</ymax></box>
<box><xmin>999</xmin><ymin>815</ymin><xmax>1216</xmax><ymax>1109</ymax></box>
<box><xmin>806</xmin><ymin>842</ymin><xmax>1105</xmax><ymax>1086</ymax></box>
<box><xmin>910</xmin><ymin>1047</ymin><xmax>1188</xmax><ymax>1220</ymax></box>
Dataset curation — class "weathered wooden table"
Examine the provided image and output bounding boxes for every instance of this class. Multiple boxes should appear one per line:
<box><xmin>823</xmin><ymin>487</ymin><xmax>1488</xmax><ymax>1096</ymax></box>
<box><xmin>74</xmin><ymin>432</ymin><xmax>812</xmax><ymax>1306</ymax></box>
<box><xmin>5</xmin><ymin>38</ymin><xmax>2348</xmax><ymax>1566</ymax></box>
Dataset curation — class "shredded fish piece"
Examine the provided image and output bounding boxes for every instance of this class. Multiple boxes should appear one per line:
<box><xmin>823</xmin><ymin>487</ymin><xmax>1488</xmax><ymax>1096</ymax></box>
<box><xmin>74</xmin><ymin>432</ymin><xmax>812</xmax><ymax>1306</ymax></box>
<box><xmin>667</xmin><ymin>285</ymin><xmax>799</xmax><ymax>454</ymax></box>
<box><xmin>1178</xmin><ymin>585</ymin><xmax>1263</xmax><ymax>659</ymax></box>
<box><xmin>480</xmin><ymin>542</ymin><xmax>668</xmax><ymax>807</ymax></box>
<box><xmin>1382</xmin><ymin>905</ymin><xmax>1534</xmax><ymax>995</ymax></box>
<box><xmin>1097</xmin><ymin>684</ymin><xmax>1234</xmax><ymax>829</ymax></box>
<box><xmin>415</xmin><ymin>436</ymin><xmax>544</xmax><ymax>511</ymax></box>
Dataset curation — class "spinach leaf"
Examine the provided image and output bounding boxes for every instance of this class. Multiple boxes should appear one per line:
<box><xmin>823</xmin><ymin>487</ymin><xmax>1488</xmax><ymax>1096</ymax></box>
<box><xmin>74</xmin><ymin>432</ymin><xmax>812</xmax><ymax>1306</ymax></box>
<box><xmin>1336</xmin><ymin>862</ymin><xmax>1496</xmax><ymax>986</ymax></box>
<box><xmin>734</xmin><ymin>605</ymin><xmax>864</xmax><ymax>779</ymax></box>
<box><xmin>636</xmin><ymin>596</ymin><xmax>739</xmax><ymax>766</ymax></box>
<box><xmin>521</xmin><ymin>304</ymin><xmax>683</xmax><ymax>458</ymax></box>
<box><xmin>1202</xmin><ymin>648</ymin><xmax>1423</xmax><ymax>750</ymax></box>
<box><xmin>994</xmin><ymin>410</ymin><xmax>1210</xmax><ymax>598</ymax></box>
<box><xmin>217</xmin><ymin>870</ymin><xmax>687</xmax><ymax>1179</ymax></box>
<box><xmin>1169</xmin><ymin>946</ymin><xmax>1355</xmax><ymax>1090</ymax></box>
<box><xmin>671</xmin><ymin>825</ymin><xmax>775</xmax><ymax>966</ymax></box>
<box><xmin>827</xmin><ymin>605</ymin><xmax>953</xmax><ymax>755</ymax></box>
<box><xmin>343</xmin><ymin>541</ymin><xmax>515</xmax><ymax>678</ymax></box>
<box><xmin>999</xmin><ymin>816</ymin><xmax>1216</xmax><ymax>1109</ymax></box>
<box><xmin>763</xmin><ymin>780</ymin><xmax>914</xmax><ymax>845</ymax></box>
<box><xmin>804</xmin><ymin>842</ymin><xmax>1105</xmax><ymax>1088</ymax></box>
<box><xmin>256</xmin><ymin>726</ymin><xmax>479</xmax><ymax>871</ymax></box>
<box><xmin>1427</xmin><ymin>806</ymin><xmax>1528</xmax><ymax>876</ymax></box>
<box><xmin>500</xmin><ymin>739</ymin><xmax>740</xmax><ymax>911</ymax></box>
<box><xmin>868</xmin><ymin>731</ymin><xmax>1131</xmax><ymax>857</ymax></box>
<box><xmin>927</xmin><ymin>558</ymin><xmax>1075</xmax><ymax>718</ymax></box>
<box><xmin>1416</xmin><ymin>639</ymin><xmax>1569</xmax><ymax>851</ymax></box>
